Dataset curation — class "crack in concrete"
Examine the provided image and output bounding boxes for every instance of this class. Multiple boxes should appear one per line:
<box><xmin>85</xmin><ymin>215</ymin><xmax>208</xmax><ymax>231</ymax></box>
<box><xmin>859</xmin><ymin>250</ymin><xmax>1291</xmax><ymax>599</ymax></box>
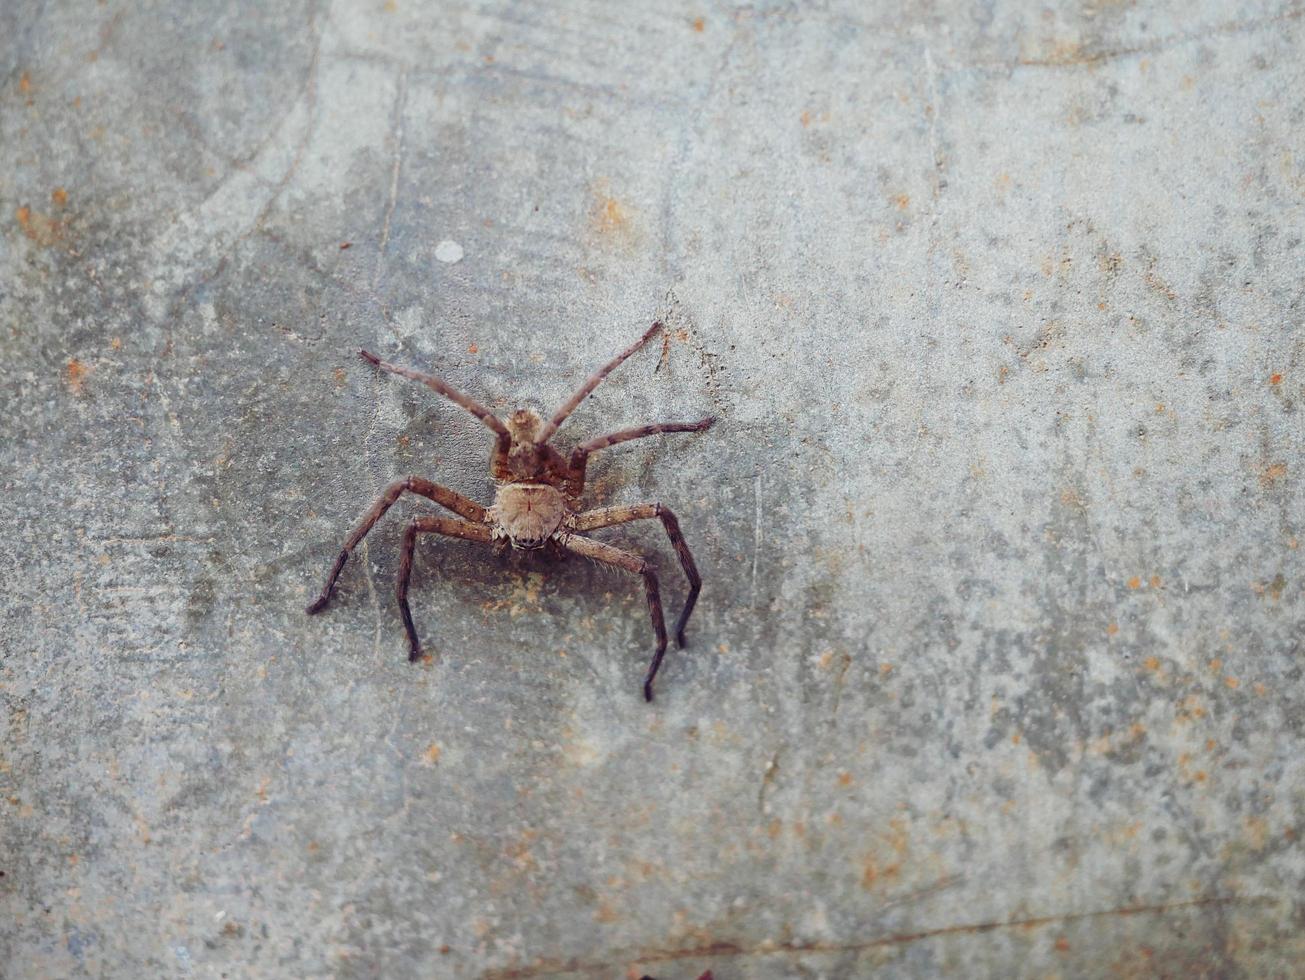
<box><xmin>483</xmin><ymin>894</ymin><xmax>1277</xmax><ymax>978</ymax></box>
<box><xmin>374</xmin><ymin>66</ymin><xmax>409</xmax><ymax>290</ymax></box>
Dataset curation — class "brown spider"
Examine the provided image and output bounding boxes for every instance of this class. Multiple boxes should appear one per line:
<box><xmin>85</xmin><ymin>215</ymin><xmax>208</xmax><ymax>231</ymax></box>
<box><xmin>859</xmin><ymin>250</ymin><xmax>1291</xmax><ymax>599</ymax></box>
<box><xmin>305</xmin><ymin>321</ymin><xmax>715</xmax><ymax>701</ymax></box>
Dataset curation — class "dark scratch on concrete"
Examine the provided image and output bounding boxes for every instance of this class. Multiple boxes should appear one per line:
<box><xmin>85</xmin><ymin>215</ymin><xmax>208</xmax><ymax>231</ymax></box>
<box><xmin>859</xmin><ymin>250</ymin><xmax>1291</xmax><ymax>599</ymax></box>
<box><xmin>756</xmin><ymin>749</ymin><xmax>780</xmax><ymax>813</ymax></box>
<box><xmin>375</xmin><ymin>65</ymin><xmax>409</xmax><ymax>287</ymax></box>
<box><xmin>483</xmin><ymin>895</ymin><xmax>1277</xmax><ymax>978</ymax></box>
<box><xmin>830</xmin><ymin>650</ymin><xmax>853</xmax><ymax>719</ymax></box>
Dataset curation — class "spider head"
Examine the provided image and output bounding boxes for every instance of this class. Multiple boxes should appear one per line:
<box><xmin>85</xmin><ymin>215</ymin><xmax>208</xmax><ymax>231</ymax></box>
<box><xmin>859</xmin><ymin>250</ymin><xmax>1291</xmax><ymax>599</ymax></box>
<box><xmin>502</xmin><ymin>407</ymin><xmax>548</xmax><ymax>478</ymax></box>
<box><xmin>505</xmin><ymin>408</ymin><xmax>544</xmax><ymax>445</ymax></box>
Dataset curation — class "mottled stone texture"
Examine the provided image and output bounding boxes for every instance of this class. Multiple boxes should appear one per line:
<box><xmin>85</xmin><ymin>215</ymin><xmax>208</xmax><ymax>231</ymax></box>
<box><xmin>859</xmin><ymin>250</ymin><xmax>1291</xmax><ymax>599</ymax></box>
<box><xmin>2</xmin><ymin>1</ymin><xmax>1303</xmax><ymax>977</ymax></box>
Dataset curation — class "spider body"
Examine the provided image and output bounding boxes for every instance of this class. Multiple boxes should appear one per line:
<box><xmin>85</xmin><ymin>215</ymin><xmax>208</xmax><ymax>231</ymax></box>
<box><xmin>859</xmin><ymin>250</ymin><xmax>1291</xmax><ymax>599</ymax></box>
<box><xmin>306</xmin><ymin>321</ymin><xmax>715</xmax><ymax>700</ymax></box>
<box><xmin>489</xmin><ymin>481</ymin><xmax>568</xmax><ymax>550</ymax></box>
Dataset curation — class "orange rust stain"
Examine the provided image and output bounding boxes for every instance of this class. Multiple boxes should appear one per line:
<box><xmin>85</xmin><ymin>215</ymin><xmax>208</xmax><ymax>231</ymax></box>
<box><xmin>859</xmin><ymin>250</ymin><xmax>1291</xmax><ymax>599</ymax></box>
<box><xmin>1106</xmin><ymin>622</ymin><xmax>1120</xmax><ymax>636</ymax></box>
<box><xmin>1175</xmin><ymin>695</ymin><xmax>1206</xmax><ymax>722</ymax></box>
<box><xmin>110</xmin><ymin>337</ymin><xmax>122</xmax><ymax>350</ymax></box>
<box><xmin>891</xmin><ymin>193</ymin><xmax>910</xmax><ymax>211</ymax></box>
<box><xmin>800</xmin><ymin>109</ymin><xmax>811</xmax><ymax>127</ymax></box>
<box><xmin>1253</xmin><ymin>682</ymin><xmax>1267</xmax><ymax>696</ymax></box>
<box><xmin>468</xmin><ymin>342</ymin><xmax>479</xmax><ymax>354</ymax></box>
<box><xmin>1209</xmin><ymin>658</ymin><xmax>1222</xmax><ymax>673</ymax></box>
<box><xmin>1245</xmin><ymin>816</ymin><xmax>1268</xmax><ymax>850</ymax></box>
<box><xmin>860</xmin><ymin>854</ymin><xmax>901</xmax><ymax>890</ymax></box>
<box><xmin>1030</xmin><ymin>39</ymin><xmax>1091</xmax><ymax>67</ymax></box>
<box><xmin>1144</xmin><ymin>271</ymin><xmax>1177</xmax><ymax>300</ymax></box>
<box><xmin>16</xmin><ymin>204</ymin><xmax>62</xmax><ymax>246</ymax></box>
<box><xmin>51</xmin><ymin>187</ymin><xmax>68</xmax><ymax>207</ymax></box>
<box><xmin>590</xmin><ymin>187</ymin><xmax>635</xmax><ymax>242</ymax></box>
<box><xmin>1054</xmin><ymin>936</ymin><xmax>1071</xmax><ymax>953</ymax></box>
<box><xmin>1155</xmin><ymin>403</ymin><xmax>1165</xmax><ymax>413</ymax></box>
<box><xmin>1149</xmin><ymin>575</ymin><xmax>1162</xmax><ymax>589</ymax></box>
<box><xmin>766</xmin><ymin>819</ymin><xmax>782</xmax><ymax>839</ymax></box>
<box><xmin>1224</xmin><ymin>676</ymin><xmax>1239</xmax><ymax>690</ymax></box>
<box><xmin>1259</xmin><ymin>462</ymin><xmax>1287</xmax><ymax>487</ymax></box>
<box><xmin>1252</xmin><ymin>573</ymin><xmax>1286</xmax><ymax>602</ymax></box>
<box><xmin>1011</xmin><ymin>733</ymin><xmax>1021</xmax><ymax>745</ymax></box>
<box><xmin>307</xmin><ymin>840</ymin><xmax>320</xmax><ymax>854</ymax></box>
<box><xmin>593</xmin><ymin>902</ymin><xmax>618</xmax><ymax>923</ymax></box>
<box><xmin>423</xmin><ymin>743</ymin><xmax>442</xmax><ymax>765</ymax></box>
<box><xmin>860</xmin><ymin>818</ymin><xmax>910</xmax><ymax>890</ymax></box>
<box><xmin>1269</xmin><ymin>373</ymin><xmax>1282</xmax><ymax>385</ymax></box>
<box><xmin>65</xmin><ymin>358</ymin><xmax>88</xmax><ymax>395</ymax></box>
<box><xmin>504</xmin><ymin>828</ymin><xmax>539</xmax><ymax>873</ymax></box>
<box><xmin>837</xmin><ymin>772</ymin><xmax>853</xmax><ymax>787</ymax></box>
<box><xmin>691</xmin><ymin>16</ymin><xmax>705</xmax><ymax>31</ymax></box>
<box><xmin>1193</xmin><ymin>770</ymin><xmax>1208</xmax><ymax>783</ymax></box>
<box><xmin>879</xmin><ymin>663</ymin><xmax>894</xmax><ymax>676</ymax></box>
<box><xmin>19</xmin><ymin>71</ymin><xmax>31</xmax><ymax>94</ymax></box>
<box><xmin>1127</xmin><ymin>576</ymin><xmax>1142</xmax><ymax>589</ymax></box>
<box><xmin>1143</xmin><ymin>656</ymin><xmax>1160</xmax><ymax>672</ymax></box>
<box><xmin>332</xmin><ymin>367</ymin><xmax>347</xmax><ymax>386</ymax></box>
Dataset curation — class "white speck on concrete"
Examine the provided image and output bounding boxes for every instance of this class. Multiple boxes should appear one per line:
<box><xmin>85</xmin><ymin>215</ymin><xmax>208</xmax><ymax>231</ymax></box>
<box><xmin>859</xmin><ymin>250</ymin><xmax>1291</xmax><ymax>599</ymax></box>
<box><xmin>434</xmin><ymin>239</ymin><xmax>464</xmax><ymax>263</ymax></box>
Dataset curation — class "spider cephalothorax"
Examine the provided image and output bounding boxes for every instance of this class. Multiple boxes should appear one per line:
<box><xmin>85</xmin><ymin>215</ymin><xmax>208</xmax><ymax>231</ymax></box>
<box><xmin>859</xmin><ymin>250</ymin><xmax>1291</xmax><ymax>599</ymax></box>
<box><xmin>307</xmin><ymin>322</ymin><xmax>715</xmax><ymax>700</ymax></box>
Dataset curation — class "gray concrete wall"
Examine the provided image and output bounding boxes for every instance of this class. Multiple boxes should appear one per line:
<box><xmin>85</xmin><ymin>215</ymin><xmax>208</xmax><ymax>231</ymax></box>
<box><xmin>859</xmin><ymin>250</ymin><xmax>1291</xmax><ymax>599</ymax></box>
<box><xmin>2</xmin><ymin>1</ymin><xmax>1302</xmax><ymax>977</ymax></box>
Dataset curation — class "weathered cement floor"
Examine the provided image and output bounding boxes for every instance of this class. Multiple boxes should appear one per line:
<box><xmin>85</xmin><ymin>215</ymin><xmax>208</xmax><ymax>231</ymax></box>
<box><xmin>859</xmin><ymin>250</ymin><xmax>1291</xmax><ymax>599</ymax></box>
<box><xmin>2</xmin><ymin>1</ymin><xmax>1302</xmax><ymax>977</ymax></box>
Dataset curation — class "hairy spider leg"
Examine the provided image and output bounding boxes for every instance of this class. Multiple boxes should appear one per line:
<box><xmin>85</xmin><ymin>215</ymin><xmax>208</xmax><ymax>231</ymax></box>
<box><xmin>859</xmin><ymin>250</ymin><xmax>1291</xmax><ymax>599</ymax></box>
<box><xmin>564</xmin><ymin>534</ymin><xmax>669</xmax><ymax>702</ymax></box>
<box><xmin>396</xmin><ymin>516</ymin><xmax>494</xmax><ymax>660</ymax></box>
<box><xmin>565</xmin><ymin>418</ymin><xmax>716</xmax><ymax>497</ymax></box>
<box><xmin>306</xmin><ymin>477</ymin><xmax>488</xmax><ymax>614</ymax></box>
<box><xmin>537</xmin><ymin>321</ymin><xmax>663</xmax><ymax>444</ymax></box>
<box><xmin>359</xmin><ymin>349</ymin><xmax>510</xmax><ymax>440</ymax></box>
<box><xmin>572</xmin><ymin>503</ymin><xmax>702</xmax><ymax>648</ymax></box>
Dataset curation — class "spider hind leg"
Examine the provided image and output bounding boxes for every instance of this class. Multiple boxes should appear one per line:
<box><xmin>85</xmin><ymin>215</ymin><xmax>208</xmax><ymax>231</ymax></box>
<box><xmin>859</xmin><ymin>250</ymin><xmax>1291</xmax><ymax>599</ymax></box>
<box><xmin>563</xmin><ymin>533</ymin><xmax>669</xmax><ymax>701</ymax></box>
<box><xmin>395</xmin><ymin>516</ymin><xmax>494</xmax><ymax>662</ymax></box>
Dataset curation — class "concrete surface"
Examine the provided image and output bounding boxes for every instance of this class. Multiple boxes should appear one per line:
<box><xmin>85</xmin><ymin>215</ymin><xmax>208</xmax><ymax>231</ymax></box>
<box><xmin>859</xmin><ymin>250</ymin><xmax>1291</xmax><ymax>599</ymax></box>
<box><xmin>2</xmin><ymin>1</ymin><xmax>1303</xmax><ymax>977</ymax></box>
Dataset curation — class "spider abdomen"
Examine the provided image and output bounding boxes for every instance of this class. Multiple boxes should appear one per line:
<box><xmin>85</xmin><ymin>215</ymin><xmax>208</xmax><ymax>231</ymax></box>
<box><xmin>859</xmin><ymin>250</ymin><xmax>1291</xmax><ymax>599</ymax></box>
<box><xmin>490</xmin><ymin>482</ymin><xmax>568</xmax><ymax>550</ymax></box>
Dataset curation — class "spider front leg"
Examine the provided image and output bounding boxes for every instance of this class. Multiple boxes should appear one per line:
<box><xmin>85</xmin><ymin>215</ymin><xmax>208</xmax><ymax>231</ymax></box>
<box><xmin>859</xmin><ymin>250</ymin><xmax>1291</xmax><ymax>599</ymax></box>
<box><xmin>564</xmin><ymin>418</ymin><xmax>715</xmax><ymax>497</ymax></box>
<box><xmin>563</xmin><ymin>534</ymin><xmax>668</xmax><ymax>701</ymax></box>
<box><xmin>572</xmin><ymin>503</ymin><xmax>702</xmax><ymax>648</ymax></box>
<box><xmin>306</xmin><ymin>477</ymin><xmax>487</xmax><ymax>614</ymax></box>
<box><xmin>396</xmin><ymin>516</ymin><xmax>494</xmax><ymax>660</ymax></box>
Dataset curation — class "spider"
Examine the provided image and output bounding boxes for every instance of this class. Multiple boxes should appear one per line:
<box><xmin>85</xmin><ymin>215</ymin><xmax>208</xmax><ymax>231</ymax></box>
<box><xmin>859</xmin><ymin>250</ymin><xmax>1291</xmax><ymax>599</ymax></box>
<box><xmin>305</xmin><ymin>321</ymin><xmax>715</xmax><ymax>701</ymax></box>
